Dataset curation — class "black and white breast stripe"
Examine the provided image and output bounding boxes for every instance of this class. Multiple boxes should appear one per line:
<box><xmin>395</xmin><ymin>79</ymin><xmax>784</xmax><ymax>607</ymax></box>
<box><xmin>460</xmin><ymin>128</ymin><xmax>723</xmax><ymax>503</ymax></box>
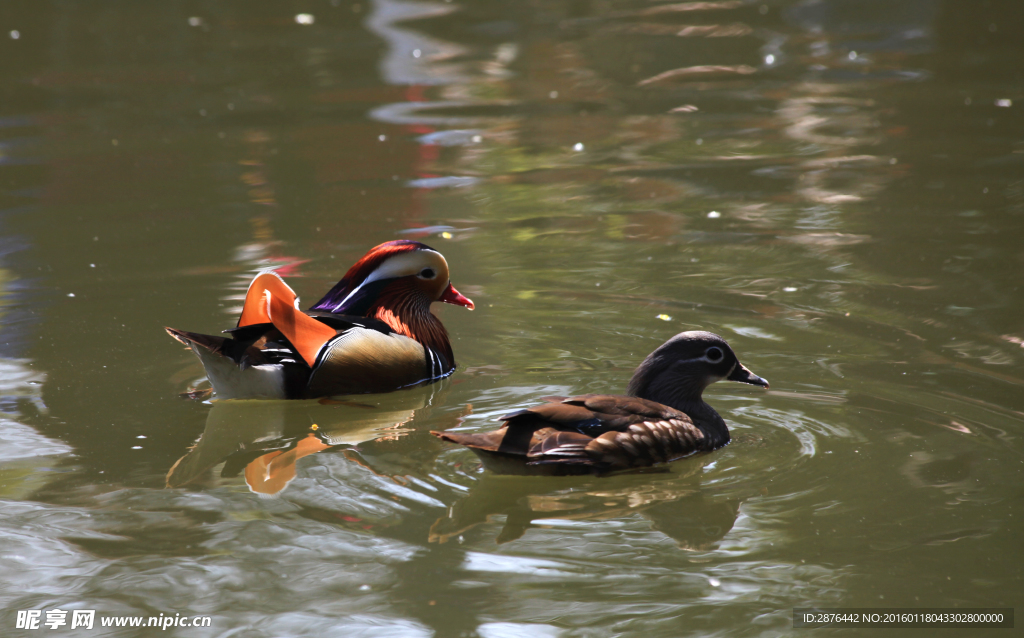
<box><xmin>425</xmin><ymin>346</ymin><xmax>451</xmax><ymax>381</ymax></box>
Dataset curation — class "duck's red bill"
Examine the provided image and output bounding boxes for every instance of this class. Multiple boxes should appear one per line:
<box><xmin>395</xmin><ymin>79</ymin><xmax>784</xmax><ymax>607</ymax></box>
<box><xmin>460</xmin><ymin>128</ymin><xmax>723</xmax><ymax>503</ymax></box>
<box><xmin>440</xmin><ymin>283</ymin><xmax>474</xmax><ymax>310</ymax></box>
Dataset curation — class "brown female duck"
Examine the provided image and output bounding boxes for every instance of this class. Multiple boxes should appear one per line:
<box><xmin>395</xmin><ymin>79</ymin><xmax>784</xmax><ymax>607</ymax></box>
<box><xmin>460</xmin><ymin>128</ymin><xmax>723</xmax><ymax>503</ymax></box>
<box><xmin>432</xmin><ymin>331</ymin><xmax>767</xmax><ymax>474</ymax></box>
<box><xmin>166</xmin><ymin>240</ymin><xmax>473</xmax><ymax>399</ymax></box>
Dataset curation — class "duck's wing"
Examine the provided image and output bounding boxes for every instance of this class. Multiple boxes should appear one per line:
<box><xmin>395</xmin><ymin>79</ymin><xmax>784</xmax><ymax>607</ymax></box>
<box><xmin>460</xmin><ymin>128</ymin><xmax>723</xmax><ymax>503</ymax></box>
<box><xmin>209</xmin><ymin>270</ymin><xmax>336</xmax><ymax>369</ymax></box>
<box><xmin>505</xmin><ymin>394</ymin><xmax>681</xmax><ymax>432</ymax></box>
<box><xmin>433</xmin><ymin>394</ymin><xmax>708</xmax><ymax>472</ymax></box>
<box><xmin>171</xmin><ymin>310</ymin><xmax>383</xmax><ymax>373</ymax></box>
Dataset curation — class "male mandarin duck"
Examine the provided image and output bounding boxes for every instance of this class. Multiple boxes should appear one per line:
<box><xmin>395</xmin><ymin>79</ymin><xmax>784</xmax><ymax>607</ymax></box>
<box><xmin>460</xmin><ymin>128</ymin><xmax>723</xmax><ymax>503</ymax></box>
<box><xmin>166</xmin><ymin>240</ymin><xmax>474</xmax><ymax>400</ymax></box>
<box><xmin>433</xmin><ymin>331</ymin><xmax>768</xmax><ymax>475</ymax></box>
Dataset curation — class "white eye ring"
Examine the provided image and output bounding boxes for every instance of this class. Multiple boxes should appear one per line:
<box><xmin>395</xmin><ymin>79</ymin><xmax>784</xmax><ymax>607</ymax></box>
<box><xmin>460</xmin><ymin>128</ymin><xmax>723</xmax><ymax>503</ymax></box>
<box><xmin>705</xmin><ymin>347</ymin><xmax>724</xmax><ymax>363</ymax></box>
<box><xmin>419</xmin><ymin>268</ymin><xmax>436</xmax><ymax>279</ymax></box>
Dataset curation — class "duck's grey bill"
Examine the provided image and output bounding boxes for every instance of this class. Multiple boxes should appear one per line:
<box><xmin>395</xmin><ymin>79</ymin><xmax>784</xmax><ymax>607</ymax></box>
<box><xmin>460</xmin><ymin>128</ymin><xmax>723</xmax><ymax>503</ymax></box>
<box><xmin>727</xmin><ymin>363</ymin><xmax>769</xmax><ymax>389</ymax></box>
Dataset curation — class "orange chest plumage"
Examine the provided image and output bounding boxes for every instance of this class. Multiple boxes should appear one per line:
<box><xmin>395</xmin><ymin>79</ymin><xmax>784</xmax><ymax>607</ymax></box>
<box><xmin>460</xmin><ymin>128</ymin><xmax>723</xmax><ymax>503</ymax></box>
<box><xmin>368</xmin><ymin>281</ymin><xmax>456</xmax><ymax>371</ymax></box>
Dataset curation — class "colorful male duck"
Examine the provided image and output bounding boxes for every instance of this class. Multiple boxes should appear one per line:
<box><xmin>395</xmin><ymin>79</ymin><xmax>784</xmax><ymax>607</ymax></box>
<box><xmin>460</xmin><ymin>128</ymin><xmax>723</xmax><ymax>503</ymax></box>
<box><xmin>167</xmin><ymin>240</ymin><xmax>474</xmax><ymax>399</ymax></box>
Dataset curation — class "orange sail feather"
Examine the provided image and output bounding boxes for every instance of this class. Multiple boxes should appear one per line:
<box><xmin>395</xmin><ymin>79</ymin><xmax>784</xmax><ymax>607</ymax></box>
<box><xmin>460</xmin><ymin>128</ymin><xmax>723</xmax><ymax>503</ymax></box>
<box><xmin>237</xmin><ymin>271</ymin><xmax>336</xmax><ymax>367</ymax></box>
<box><xmin>265</xmin><ymin>288</ymin><xmax>337</xmax><ymax>368</ymax></box>
<box><xmin>238</xmin><ymin>271</ymin><xmax>301</xmax><ymax>328</ymax></box>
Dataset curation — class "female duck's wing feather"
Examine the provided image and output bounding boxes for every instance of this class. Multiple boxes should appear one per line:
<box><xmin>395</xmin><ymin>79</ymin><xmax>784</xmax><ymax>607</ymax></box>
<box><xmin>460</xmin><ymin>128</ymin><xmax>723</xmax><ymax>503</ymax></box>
<box><xmin>433</xmin><ymin>394</ymin><xmax>712</xmax><ymax>473</ymax></box>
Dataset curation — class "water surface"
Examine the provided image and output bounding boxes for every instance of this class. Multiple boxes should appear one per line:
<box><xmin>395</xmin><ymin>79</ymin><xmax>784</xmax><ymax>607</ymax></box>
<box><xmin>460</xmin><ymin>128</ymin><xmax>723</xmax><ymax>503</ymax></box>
<box><xmin>0</xmin><ymin>1</ymin><xmax>1022</xmax><ymax>636</ymax></box>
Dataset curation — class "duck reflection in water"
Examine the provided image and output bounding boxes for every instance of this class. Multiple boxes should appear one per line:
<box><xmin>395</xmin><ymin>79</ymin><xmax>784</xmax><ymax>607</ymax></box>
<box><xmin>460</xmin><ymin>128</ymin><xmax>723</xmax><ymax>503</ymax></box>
<box><xmin>429</xmin><ymin>459</ymin><xmax>741</xmax><ymax>549</ymax></box>
<box><xmin>166</xmin><ymin>384</ymin><xmax>456</xmax><ymax>495</ymax></box>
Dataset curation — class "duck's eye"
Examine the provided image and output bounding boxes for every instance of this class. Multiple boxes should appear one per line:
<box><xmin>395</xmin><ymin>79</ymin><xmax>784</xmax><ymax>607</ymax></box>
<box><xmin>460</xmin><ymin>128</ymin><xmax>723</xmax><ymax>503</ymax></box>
<box><xmin>419</xmin><ymin>268</ymin><xmax>436</xmax><ymax>279</ymax></box>
<box><xmin>705</xmin><ymin>347</ymin><xmax>724</xmax><ymax>363</ymax></box>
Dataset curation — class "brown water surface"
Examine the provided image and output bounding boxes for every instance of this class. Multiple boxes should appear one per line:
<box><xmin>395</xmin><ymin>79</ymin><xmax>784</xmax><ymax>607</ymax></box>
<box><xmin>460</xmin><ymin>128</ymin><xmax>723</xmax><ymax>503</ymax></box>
<box><xmin>0</xmin><ymin>1</ymin><xmax>1022</xmax><ymax>636</ymax></box>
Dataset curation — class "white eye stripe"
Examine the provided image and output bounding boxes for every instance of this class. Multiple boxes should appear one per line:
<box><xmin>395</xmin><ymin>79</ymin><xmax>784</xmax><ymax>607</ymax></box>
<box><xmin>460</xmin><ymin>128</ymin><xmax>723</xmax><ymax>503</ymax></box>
<box><xmin>673</xmin><ymin>354</ymin><xmax>728</xmax><ymax>365</ymax></box>
<box><xmin>332</xmin><ymin>249</ymin><xmax>447</xmax><ymax>312</ymax></box>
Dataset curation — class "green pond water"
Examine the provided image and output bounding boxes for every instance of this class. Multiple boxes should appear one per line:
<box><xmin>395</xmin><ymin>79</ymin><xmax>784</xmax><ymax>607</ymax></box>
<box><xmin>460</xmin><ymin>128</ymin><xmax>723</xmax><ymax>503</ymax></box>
<box><xmin>0</xmin><ymin>1</ymin><xmax>1021</xmax><ymax>636</ymax></box>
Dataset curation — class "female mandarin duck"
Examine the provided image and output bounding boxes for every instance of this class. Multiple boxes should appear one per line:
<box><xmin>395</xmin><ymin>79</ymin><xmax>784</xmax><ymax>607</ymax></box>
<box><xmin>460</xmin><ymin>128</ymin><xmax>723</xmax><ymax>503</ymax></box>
<box><xmin>433</xmin><ymin>331</ymin><xmax>767</xmax><ymax>474</ymax></box>
<box><xmin>166</xmin><ymin>240</ymin><xmax>474</xmax><ymax>399</ymax></box>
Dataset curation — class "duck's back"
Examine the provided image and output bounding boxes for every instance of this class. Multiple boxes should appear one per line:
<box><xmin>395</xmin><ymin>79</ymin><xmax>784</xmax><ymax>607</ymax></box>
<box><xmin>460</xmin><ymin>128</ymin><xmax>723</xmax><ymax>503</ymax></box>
<box><xmin>434</xmin><ymin>394</ymin><xmax>728</xmax><ymax>474</ymax></box>
<box><xmin>171</xmin><ymin>317</ymin><xmax>449</xmax><ymax>400</ymax></box>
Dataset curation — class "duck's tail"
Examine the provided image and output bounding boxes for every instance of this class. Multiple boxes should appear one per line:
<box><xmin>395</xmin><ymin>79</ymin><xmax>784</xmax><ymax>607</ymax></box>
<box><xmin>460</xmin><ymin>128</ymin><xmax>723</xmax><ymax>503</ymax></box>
<box><xmin>165</xmin><ymin>327</ymin><xmax>228</xmax><ymax>354</ymax></box>
<box><xmin>166</xmin><ymin>327</ymin><xmax>288</xmax><ymax>400</ymax></box>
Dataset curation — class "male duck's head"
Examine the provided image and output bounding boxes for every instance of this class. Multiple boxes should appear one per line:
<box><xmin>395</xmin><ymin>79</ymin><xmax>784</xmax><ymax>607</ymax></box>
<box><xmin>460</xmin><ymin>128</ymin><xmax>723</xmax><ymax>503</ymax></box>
<box><xmin>627</xmin><ymin>331</ymin><xmax>768</xmax><ymax>407</ymax></box>
<box><xmin>310</xmin><ymin>240</ymin><xmax>474</xmax><ymax>317</ymax></box>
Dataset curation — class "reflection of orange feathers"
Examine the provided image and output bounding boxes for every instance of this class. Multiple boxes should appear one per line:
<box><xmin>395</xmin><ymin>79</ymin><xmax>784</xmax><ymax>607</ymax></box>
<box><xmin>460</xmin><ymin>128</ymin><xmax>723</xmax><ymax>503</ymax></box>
<box><xmin>244</xmin><ymin>434</ymin><xmax>330</xmax><ymax>495</ymax></box>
